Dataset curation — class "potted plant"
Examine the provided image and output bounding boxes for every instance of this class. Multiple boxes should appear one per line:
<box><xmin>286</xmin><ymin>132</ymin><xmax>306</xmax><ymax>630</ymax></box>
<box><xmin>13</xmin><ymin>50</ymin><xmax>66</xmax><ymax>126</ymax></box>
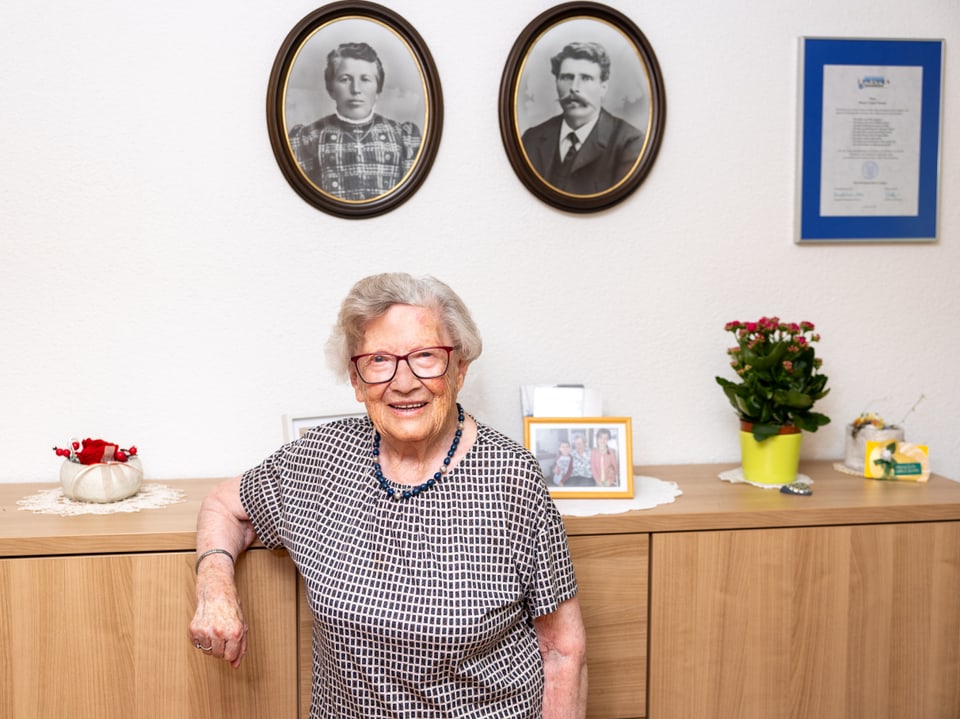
<box><xmin>716</xmin><ymin>317</ymin><xmax>830</xmax><ymax>484</ymax></box>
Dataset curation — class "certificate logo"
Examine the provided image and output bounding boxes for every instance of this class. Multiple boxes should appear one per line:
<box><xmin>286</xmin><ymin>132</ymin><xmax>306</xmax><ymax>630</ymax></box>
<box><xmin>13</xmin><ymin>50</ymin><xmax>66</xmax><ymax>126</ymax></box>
<box><xmin>858</xmin><ymin>76</ymin><xmax>888</xmax><ymax>90</ymax></box>
<box><xmin>861</xmin><ymin>161</ymin><xmax>880</xmax><ymax>180</ymax></box>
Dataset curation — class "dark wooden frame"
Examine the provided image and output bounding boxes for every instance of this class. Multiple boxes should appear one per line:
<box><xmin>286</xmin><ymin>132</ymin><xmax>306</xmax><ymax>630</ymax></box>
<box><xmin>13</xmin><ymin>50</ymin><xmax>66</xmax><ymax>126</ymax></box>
<box><xmin>266</xmin><ymin>2</ymin><xmax>443</xmax><ymax>218</ymax></box>
<box><xmin>499</xmin><ymin>2</ymin><xmax>666</xmax><ymax>212</ymax></box>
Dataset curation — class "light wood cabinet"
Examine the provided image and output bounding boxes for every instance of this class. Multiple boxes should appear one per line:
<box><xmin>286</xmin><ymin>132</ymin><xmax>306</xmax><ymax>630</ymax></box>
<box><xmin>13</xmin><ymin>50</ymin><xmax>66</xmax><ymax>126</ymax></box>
<box><xmin>4</xmin><ymin>463</ymin><xmax>960</xmax><ymax>719</ymax></box>
<box><xmin>568</xmin><ymin>533</ymin><xmax>648</xmax><ymax>719</ymax></box>
<box><xmin>648</xmin><ymin>522</ymin><xmax>960</xmax><ymax>718</ymax></box>
<box><xmin>562</xmin><ymin>462</ymin><xmax>960</xmax><ymax>719</ymax></box>
<box><xmin>0</xmin><ymin>548</ymin><xmax>298</xmax><ymax>719</ymax></box>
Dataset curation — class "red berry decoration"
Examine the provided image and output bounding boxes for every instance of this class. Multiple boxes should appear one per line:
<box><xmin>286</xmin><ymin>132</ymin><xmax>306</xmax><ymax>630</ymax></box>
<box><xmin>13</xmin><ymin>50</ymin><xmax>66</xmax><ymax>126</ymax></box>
<box><xmin>52</xmin><ymin>437</ymin><xmax>138</xmax><ymax>464</ymax></box>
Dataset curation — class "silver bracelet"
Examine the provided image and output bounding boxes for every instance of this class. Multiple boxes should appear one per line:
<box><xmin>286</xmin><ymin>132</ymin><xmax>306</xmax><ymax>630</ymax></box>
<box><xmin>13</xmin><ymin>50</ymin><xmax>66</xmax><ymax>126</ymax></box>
<box><xmin>195</xmin><ymin>547</ymin><xmax>235</xmax><ymax>574</ymax></box>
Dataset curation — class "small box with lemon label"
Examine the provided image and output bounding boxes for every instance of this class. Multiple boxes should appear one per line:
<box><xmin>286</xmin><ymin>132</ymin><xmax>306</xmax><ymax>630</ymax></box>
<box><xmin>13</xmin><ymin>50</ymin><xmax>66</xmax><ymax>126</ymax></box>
<box><xmin>864</xmin><ymin>440</ymin><xmax>930</xmax><ymax>481</ymax></box>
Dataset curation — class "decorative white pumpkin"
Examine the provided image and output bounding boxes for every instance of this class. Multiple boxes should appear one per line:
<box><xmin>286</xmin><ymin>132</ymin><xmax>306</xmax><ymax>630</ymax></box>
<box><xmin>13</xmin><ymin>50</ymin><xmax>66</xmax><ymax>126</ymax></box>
<box><xmin>60</xmin><ymin>456</ymin><xmax>143</xmax><ymax>503</ymax></box>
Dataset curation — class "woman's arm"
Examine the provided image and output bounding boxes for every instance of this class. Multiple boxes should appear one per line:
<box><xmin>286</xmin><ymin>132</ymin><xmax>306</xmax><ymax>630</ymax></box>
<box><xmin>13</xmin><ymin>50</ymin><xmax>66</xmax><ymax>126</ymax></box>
<box><xmin>189</xmin><ymin>476</ymin><xmax>258</xmax><ymax>668</ymax></box>
<box><xmin>534</xmin><ymin>595</ymin><xmax>588</xmax><ymax>719</ymax></box>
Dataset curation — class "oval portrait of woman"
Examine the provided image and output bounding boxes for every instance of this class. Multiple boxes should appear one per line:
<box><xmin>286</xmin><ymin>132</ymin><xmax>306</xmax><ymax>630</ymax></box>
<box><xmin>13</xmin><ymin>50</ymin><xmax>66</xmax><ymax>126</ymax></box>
<box><xmin>267</xmin><ymin>2</ymin><xmax>443</xmax><ymax>218</ymax></box>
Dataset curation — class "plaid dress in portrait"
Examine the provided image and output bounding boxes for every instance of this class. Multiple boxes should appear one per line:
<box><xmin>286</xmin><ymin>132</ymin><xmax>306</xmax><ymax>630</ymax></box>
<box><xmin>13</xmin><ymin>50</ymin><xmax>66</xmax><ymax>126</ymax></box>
<box><xmin>288</xmin><ymin>115</ymin><xmax>422</xmax><ymax>201</ymax></box>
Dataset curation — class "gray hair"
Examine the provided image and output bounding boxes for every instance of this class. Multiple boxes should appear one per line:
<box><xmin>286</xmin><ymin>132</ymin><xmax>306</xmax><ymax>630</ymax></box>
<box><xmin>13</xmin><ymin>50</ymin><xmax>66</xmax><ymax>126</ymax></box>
<box><xmin>326</xmin><ymin>273</ymin><xmax>483</xmax><ymax>380</ymax></box>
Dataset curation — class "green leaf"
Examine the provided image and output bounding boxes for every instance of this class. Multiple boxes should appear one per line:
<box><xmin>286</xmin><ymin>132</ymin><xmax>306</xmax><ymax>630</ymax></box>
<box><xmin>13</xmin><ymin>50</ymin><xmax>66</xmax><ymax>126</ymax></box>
<box><xmin>749</xmin><ymin>423</ymin><xmax>782</xmax><ymax>442</ymax></box>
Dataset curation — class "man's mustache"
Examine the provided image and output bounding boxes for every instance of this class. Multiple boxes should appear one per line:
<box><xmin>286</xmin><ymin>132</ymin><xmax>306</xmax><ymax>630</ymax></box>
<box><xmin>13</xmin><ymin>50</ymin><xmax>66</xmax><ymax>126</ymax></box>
<box><xmin>558</xmin><ymin>94</ymin><xmax>591</xmax><ymax>108</ymax></box>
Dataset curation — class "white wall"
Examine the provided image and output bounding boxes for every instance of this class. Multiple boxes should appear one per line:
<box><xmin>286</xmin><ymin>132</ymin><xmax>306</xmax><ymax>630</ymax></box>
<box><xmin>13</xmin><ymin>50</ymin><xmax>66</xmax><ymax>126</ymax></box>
<box><xmin>1</xmin><ymin>0</ymin><xmax>957</xmax><ymax>483</ymax></box>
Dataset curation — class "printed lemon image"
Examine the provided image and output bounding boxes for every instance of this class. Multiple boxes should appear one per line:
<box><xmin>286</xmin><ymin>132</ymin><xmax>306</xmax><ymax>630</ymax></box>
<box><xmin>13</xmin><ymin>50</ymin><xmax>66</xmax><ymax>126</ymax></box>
<box><xmin>865</xmin><ymin>440</ymin><xmax>930</xmax><ymax>481</ymax></box>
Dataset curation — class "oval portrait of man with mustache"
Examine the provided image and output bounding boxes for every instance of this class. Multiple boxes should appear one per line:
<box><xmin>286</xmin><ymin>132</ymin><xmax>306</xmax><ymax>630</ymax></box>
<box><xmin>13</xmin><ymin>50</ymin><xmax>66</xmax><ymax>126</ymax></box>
<box><xmin>500</xmin><ymin>4</ymin><xmax>665</xmax><ymax>212</ymax></box>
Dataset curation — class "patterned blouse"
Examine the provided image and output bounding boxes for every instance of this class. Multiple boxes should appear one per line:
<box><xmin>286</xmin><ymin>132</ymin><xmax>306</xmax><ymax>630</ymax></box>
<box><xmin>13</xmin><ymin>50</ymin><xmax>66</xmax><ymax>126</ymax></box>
<box><xmin>240</xmin><ymin>415</ymin><xmax>578</xmax><ymax>719</ymax></box>
<box><xmin>288</xmin><ymin>114</ymin><xmax>422</xmax><ymax>201</ymax></box>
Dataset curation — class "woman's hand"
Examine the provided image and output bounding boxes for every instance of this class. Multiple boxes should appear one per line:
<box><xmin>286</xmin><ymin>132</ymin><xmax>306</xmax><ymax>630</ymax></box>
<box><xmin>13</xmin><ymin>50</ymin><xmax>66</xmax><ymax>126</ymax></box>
<box><xmin>190</xmin><ymin>557</ymin><xmax>249</xmax><ymax>668</ymax></box>
<box><xmin>190</xmin><ymin>476</ymin><xmax>257</xmax><ymax>668</ymax></box>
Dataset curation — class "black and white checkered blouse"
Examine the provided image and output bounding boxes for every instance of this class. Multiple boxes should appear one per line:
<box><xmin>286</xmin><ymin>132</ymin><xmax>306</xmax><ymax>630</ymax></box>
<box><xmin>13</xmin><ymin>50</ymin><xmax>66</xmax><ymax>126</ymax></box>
<box><xmin>240</xmin><ymin>414</ymin><xmax>578</xmax><ymax>719</ymax></box>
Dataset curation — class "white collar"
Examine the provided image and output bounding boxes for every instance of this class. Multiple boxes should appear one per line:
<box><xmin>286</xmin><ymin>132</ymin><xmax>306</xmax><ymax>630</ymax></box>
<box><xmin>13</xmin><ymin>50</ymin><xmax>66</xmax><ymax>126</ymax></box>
<box><xmin>335</xmin><ymin>110</ymin><xmax>376</xmax><ymax>125</ymax></box>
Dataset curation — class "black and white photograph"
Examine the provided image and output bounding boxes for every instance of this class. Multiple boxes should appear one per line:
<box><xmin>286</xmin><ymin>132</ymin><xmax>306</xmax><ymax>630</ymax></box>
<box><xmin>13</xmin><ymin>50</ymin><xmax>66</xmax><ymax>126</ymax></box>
<box><xmin>267</xmin><ymin>2</ymin><xmax>443</xmax><ymax>218</ymax></box>
<box><xmin>524</xmin><ymin>416</ymin><xmax>634</xmax><ymax>498</ymax></box>
<box><xmin>499</xmin><ymin>2</ymin><xmax>666</xmax><ymax>212</ymax></box>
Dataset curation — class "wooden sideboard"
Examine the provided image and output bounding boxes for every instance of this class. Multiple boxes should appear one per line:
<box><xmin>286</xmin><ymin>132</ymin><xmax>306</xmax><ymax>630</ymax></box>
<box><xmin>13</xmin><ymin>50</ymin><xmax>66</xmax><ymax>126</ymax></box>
<box><xmin>3</xmin><ymin>461</ymin><xmax>960</xmax><ymax>718</ymax></box>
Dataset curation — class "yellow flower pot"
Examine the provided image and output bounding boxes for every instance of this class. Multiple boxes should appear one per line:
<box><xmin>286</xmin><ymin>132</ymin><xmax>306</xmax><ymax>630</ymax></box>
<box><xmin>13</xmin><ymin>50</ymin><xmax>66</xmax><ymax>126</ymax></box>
<box><xmin>739</xmin><ymin>422</ymin><xmax>802</xmax><ymax>485</ymax></box>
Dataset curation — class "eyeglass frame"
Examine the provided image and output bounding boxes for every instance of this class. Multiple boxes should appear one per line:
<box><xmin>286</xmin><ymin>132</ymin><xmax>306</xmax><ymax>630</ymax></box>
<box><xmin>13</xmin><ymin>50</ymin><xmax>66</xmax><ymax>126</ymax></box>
<box><xmin>350</xmin><ymin>345</ymin><xmax>455</xmax><ymax>385</ymax></box>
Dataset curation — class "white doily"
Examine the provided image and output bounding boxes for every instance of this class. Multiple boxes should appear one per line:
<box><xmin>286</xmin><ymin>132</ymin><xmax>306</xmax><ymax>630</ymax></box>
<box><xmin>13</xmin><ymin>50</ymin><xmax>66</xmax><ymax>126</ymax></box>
<box><xmin>718</xmin><ymin>467</ymin><xmax>813</xmax><ymax>490</ymax></box>
<box><xmin>16</xmin><ymin>483</ymin><xmax>187</xmax><ymax>516</ymax></box>
<box><xmin>554</xmin><ymin>475</ymin><xmax>683</xmax><ymax>516</ymax></box>
<box><xmin>833</xmin><ymin>462</ymin><xmax>866</xmax><ymax>476</ymax></box>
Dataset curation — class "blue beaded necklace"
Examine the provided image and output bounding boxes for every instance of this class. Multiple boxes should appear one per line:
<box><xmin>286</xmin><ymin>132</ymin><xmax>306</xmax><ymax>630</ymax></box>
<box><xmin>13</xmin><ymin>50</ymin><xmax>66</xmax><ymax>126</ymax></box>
<box><xmin>372</xmin><ymin>403</ymin><xmax>465</xmax><ymax>500</ymax></box>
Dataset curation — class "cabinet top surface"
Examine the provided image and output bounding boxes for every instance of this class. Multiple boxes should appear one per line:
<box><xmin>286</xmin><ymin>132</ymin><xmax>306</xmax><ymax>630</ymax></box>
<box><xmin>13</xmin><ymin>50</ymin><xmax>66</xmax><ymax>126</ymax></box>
<box><xmin>2</xmin><ymin>462</ymin><xmax>960</xmax><ymax>555</ymax></box>
<box><xmin>561</xmin><ymin>461</ymin><xmax>960</xmax><ymax>535</ymax></box>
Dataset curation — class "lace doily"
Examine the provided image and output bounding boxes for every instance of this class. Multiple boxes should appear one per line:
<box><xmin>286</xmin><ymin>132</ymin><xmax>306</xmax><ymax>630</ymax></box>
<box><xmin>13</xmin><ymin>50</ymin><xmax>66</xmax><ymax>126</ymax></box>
<box><xmin>16</xmin><ymin>483</ymin><xmax>187</xmax><ymax>516</ymax></box>
<box><xmin>718</xmin><ymin>467</ymin><xmax>813</xmax><ymax>489</ymax></box>
<box><xmin>554</xmin><ymin>475</ymin><xmax>683</xmax><ymax>516</ymax></box>
<box><xmin>833</xmin><ymin>462</ymin><xmax>866</xmax><ymax>476</ymax></box>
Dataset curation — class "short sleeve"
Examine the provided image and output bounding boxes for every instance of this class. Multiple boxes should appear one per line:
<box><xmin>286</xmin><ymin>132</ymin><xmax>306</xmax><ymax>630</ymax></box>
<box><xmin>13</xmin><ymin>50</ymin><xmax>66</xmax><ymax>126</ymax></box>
<box><xmin>525</xmin><ymin>484</ymin><xmax>578</xmax><ymax>618</ymax></box>
<box><xmin>239</xmin><ymin>448</ymin><xmax>289</xmax><ymax>550</ymax></box>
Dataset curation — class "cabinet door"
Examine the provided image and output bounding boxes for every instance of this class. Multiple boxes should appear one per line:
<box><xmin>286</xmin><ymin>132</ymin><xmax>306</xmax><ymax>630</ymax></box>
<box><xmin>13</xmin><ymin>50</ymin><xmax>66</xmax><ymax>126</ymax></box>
<box><xmin>0</xmin><ymin>548</ymin><xmax>298</xmax><ymax>719</ymax></box>
<box><xmin>649</xmin><ymin>522</ymin><xmax>960</xmax><ymax>719</ymax></box>
<box><xmin>570</xmin><ymin>533</ymin><xmax>648</xmax><ymax>719</ymax></box>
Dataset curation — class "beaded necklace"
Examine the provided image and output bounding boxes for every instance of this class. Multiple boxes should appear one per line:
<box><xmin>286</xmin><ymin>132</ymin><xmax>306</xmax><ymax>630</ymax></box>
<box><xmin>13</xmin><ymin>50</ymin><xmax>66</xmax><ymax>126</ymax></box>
<box><xmin>372</xmin><ymin>404</ymin><xmax>465</xmax><ymax>500</ymax></box>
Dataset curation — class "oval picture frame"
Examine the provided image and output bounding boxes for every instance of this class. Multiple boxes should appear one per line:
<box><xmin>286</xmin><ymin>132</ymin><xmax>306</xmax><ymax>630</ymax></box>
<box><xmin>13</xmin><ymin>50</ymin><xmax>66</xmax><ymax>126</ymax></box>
<box><xmin>499</xmin><ymin>2</ymin><xmax>666</xmax><ymax>213</ymax></box>
<box><xmin>266</xmin><ymin>2</ymin><xmax>443</xmax><ymax>218</ymax></box>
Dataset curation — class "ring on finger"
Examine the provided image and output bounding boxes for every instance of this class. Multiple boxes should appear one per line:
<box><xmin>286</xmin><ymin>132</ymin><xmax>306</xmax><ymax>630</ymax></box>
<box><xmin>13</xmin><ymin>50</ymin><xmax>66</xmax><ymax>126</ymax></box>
<box><xmin>194</xmin><ymin>640</ymin><xmax>213</xmax><ymax>652</ymax></box>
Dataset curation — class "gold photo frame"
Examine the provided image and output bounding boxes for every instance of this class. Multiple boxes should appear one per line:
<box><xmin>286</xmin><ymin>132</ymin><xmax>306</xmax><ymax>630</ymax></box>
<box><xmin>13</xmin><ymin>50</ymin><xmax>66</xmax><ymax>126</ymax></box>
<box><xmin>524</xmin><ymin>416</ymin><xmax>633</xmax><ymax>498</ymax></box>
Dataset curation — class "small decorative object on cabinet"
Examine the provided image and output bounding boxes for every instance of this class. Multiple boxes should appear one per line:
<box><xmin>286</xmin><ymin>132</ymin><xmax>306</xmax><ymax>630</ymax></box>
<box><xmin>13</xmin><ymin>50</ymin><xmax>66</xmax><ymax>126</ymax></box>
<box><xmin>716</xmin><ymin>317</ymin><xmax>829</xmax><ymax>484</ymax></box>
<box><xmin>53</xmin><ymin>437</ymin><xmax>142</xmax><ymax>502</ymax></box>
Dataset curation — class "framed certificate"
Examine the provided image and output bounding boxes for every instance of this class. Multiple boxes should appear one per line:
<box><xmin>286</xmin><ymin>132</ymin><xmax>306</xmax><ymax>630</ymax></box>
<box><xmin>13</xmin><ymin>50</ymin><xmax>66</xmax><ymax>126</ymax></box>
<box><xmin>796</xmin><ymin>38</ymin><xmax>943</xmax><ymax>243</ymax></box>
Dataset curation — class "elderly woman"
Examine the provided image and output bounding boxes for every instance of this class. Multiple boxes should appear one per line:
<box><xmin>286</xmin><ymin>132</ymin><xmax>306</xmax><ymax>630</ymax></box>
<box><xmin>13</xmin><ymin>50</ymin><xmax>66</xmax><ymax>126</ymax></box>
<box><xmin>190</xmin><ymin>273</ymin><xmax>587</xmax><ymax>718</ymax></box>
<box><xmin>288</xmin><ymin>42</ymin><xmax>423</xmax><ymax>201</ymax></box>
